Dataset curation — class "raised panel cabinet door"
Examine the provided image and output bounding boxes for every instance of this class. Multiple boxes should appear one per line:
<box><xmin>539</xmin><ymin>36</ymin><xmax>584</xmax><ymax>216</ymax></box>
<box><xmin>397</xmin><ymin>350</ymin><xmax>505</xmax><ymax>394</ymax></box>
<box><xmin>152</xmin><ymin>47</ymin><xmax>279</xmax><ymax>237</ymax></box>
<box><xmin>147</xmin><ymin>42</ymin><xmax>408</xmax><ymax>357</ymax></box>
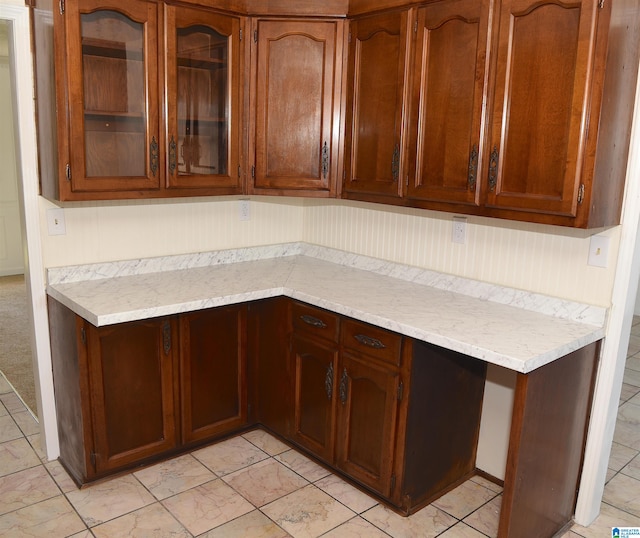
<box><xmin>291</xmin><ymin>334</ymin><xmax>339</xmax><ymax>462</ymax></box>
<box><xmin>252</xmin><ymin>19</ymin><xmax>342</xmax><ymax>193</ymax></box>
<box><xmin>86</xmin><ymin>317</ymin><xmax>177</xmax><ymax>474</ymax></box>
<box><xmin>165</xmin><ymin>6</ymin><xmax>242</xmax><ymax>193</ymax></box>
<box><xmin>64</xmin><ymin>0</ymin><xmax>161</xmax><ymax>193</ymax></box>
<box><xmin>335</xmin><ymin>352</ymin><xmax>399</xmax><ymax>497</ymax></box>
<box><xmin>406</xmin><ymin>0</ymin><xmax>491</xmax><ymax>206</ymax></box>
<box><xmin>343</xmin><ymin>10</ymin><xmax>410</xmax><ymax>199</ymax></box>
<box><xmin>180</xmin><ymin>306</ymin><xmax>247</xmax><ymax>445</ymax></box>
<box><xmin>485</xmin><ymin>0</ymin><xmax>600</xmax><ymax>217</ymax></box>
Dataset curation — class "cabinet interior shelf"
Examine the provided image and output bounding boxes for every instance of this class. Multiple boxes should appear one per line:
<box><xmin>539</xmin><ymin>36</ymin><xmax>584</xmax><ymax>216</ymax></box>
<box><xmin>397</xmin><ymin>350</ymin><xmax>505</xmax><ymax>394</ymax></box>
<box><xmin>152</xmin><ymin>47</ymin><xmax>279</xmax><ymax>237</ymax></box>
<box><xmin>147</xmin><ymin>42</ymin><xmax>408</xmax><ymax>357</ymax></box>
<box><xmin>82</xmin><ymin>38</ymin><xmax>143</xmax><ymax>61</ymax></box>
<box><xmin>177</xmin><ymin>57</ymin><xmax>226</xmax><ymax>70</ymax></box>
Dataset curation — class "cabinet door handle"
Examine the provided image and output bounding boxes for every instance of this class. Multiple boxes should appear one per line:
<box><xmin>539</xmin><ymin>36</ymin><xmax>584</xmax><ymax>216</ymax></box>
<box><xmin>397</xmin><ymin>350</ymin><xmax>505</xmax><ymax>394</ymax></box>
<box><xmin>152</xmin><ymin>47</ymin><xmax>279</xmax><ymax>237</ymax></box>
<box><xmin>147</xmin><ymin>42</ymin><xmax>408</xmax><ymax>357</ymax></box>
<box><xmin>321</xmin><ymin>141</ymin><xmax>329</xmax><ymax>179</ymax></box>
<box><xmin>468</xmin><ymin>144</ymin><xmax>478</xmax><ymax>191</ymax></box>
<box><xmin>325</xmin><ymin>362</ymin><xmax>334</xmax><ymax>399</ymax></box>
<box><xmin>488</xmin><ymin>145</ymin><xmax>499</xmax><ymax>191</ymax></box>
<box><xmin>150</xmin><ymin>136</ymin><xmax>159</xmax><ymax>177</ymax></box>
<box><xmin>300</xmin><ymin>314</ymin><xmax>327</xmax><ymax>329</ymax></box>
<box><xmin>169</xmin><ymin>136</ymin><xmax>177</xmax><ymax>176</ymax></box>
<box><xmin>354</xmin><ymin>333</ymin><xmax>386</xmax><ymax>349</ymax></box>
<box><xmin>391</xmin><ymin>143</ymin><xmax>400</xmax><ymax>181</ymax></box>
<box><xmin>339</xmin><ymin>368</ymin><xmax>348</xmax><ymax>405</ymax></box>
<box><xmin>162</xmin><ymin>322</ymin><xmax>171</xmax><ymax>355</ymax></box>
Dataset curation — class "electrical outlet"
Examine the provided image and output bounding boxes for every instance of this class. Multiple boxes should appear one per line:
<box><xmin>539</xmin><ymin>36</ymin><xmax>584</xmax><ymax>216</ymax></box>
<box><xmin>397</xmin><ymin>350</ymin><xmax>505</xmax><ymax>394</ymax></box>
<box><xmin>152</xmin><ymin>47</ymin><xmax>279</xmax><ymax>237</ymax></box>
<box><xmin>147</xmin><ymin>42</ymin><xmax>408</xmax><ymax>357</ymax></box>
<box><xmin>239</xmin><ymin>199</ymin><xmax>250</xmax><ymax>221</ymax></box>
<box><xmin>588</xmin><ymin>234</ymin><xmax>610</xmax><ymax>268</ymax></box>
<box><xmin>452</xmin><ymin>216</ymin><xmax>466</xmax><ymax>244</ymax></box>
<box><xmin>47</xmin><ymin>208</ymin><xmax>66</xmax><ymax>236</ymax></box>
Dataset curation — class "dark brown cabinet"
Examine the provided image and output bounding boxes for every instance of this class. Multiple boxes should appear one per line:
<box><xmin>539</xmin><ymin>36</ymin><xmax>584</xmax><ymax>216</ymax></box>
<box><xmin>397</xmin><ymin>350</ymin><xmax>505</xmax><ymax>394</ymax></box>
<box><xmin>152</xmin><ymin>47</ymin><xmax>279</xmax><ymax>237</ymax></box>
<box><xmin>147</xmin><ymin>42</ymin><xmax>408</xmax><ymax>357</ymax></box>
<box><xmin>249</xmin><ymin>18</ymin><xmax>344</xmax><ymax>196</ymax></box>
<box><xmin>179</xmin><ymin>306</ymin><xmax>247</xmax><ymax>445</ymax></box>
<box><xmin>35</xmin><ymin>0</ymin><xmax>243</xmax><ymax>201</ymax></box>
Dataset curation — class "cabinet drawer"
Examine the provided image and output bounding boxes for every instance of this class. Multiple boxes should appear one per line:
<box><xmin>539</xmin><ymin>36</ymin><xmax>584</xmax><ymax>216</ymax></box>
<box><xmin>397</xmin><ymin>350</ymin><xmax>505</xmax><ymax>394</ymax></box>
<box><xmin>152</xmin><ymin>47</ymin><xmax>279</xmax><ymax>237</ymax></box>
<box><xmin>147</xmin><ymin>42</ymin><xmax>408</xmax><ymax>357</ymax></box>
<box><xmin>292</xmin><ymin>302</ymin><xmax>340</xmax><ymax>342</ymax></box>
<box><xmin>341</xmin><ymin>319</ymin><xmax>402</xmax><ymax>366</ymax></box>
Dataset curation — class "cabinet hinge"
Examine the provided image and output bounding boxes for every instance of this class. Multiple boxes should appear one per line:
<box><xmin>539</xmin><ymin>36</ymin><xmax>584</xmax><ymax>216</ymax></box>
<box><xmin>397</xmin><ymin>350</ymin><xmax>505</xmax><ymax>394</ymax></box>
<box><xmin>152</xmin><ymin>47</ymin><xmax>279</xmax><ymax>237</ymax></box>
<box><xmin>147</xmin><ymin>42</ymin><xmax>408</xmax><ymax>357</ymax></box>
<box><xmin>254</xmin><ymin>29</ymin><xmax>258</xmax><ymax>43</ymax></box>
<box><xmin>397</xmin><ymin>381</ymin><xmax>404</xmax><ymax>401</ymax></box>
<box><xmin>238</xmin><ymin>165</ymin><xmax>241</xmax><ymax>178</ymax></box>
<box><xmin>251</xmin><ymin>166</ymin><xmax>255</xmax><ymax>179</ymax></box>
<box><xmin>239</xmin><ymin>28</ymin><xmax>243</xmax><ymax>41</ymax></box>
<box><xmin>598</xmin><ymin>0</ymin><xmax>604</xmax><ymax>8</ymax></box>
<box><xmin>414</xmin><ymin>20</ymin><xmax>418</xmax><ymax>33</ymax></box>
<box><xmin>348</xmin><ymin>32</ymin><xmax>352</xmax><ymax>44</ymax></box>
<box><xmin>80</xmin><ymin>326</ymin><xmax>86</xmax><ymax>346</ymax></box>
<box><xmin>59</xmin><ymin>0</ymin><xmax>64</xmax><ymax>14</ymax></box>
<box><xmin>90</xmin><ymin>451</ymin><xmax>96</xmax><ymax>468</ymax></box>
<box><xmin>65</xmin><ymin>163</ymin><xmax>71</xmax><ymax>181</ymax></box>
<box><xmin>577</xmin><ymin>183</ymin><xmax>585</xmax><ymax>204</ymax></box>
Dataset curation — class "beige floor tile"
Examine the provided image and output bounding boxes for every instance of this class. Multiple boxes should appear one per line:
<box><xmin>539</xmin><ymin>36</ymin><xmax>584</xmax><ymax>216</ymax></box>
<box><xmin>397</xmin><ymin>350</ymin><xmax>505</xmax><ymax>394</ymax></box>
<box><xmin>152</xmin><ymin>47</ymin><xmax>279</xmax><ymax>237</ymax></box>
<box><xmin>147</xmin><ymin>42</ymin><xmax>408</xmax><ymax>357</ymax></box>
<box><xmin>0</xmin><ymin>375</ymin><xmax>12</xmax><ymax>395</ymax></box>
<box><xmin>12</xmin><ymin>411</ymin><xmax>39</xmax><ymax>437</ymax></box>
<box><xmin>362</xmin><ymin>503</ymin><xmax>457</xmax><ymax>538</ymax></box>
<box><xmin>613</xmin><ymin>402</ymin><xmax>640</xmax><ymax>450</ymax></box>
<box><xmin>0</xmin><ymin>438</ymin><xmax>41</xmax><ymax>477</ymax></box>
<box><xmin>134</xmin><ymin>453</ymin><xmax>216</xmax><ymax>500</ymax></box>
<box><xmin>262</xmin><ymin>483</ymin><xmax>355</xmax><ymax>538</ymax></box>
<box><xmin>603</xmin><ymin>473</ymin><xmax>640</xmax><ymax>517</ymax></box>
<box><xmin>621</xmin><ymin>383</ymin><xmax>640</xmax><ymax>404</ymax></box>
<box><xmin>66</xmin><ymin>474</ymin><xmax>155</xmax><ymax>527</ymax></box>
<box><xmin>162</xmin><ymin>478</ymin><xmax>254</xmax><ymax>535</ymax></box>
<box><xmin>243</xmin><ymin>429</ymin><xmax>290</xmax><ymax>456</ymax></box>
<box><xmin>0</xmin><ymin>414</ymin><xmax>23</xmax><ymax>443</ymax></box>
<box><xmin>193</xmin><ymin>436</ymin><xmax>269</xmax><ymax>476</ymax></box>
<box><xmin>608</xmin><ymin>442</ymin><xmax>639</xmax><ymax>472</ymax></box>
<box><xmin>0</xmin><ymin>465</ymin><xmax>60</xmax><ymax>515</ymax></box>
<box><xmin>438</xmin><ymin>522</ymin><xmax>489</xmax><ymax>537</ymax></box>
<box><xmin>68</xmin><ymin>531</ymin><xmax>94</xmax><ymax>538</ymax></box>
<box><xmin>322</xmin><ymin>515</ymin><xmax>390</xmax><ymax>537</ymax></box>
<box><xmin>607</xmin><ymin>468</ymin><xmax>618</xmax><ymax>483</ymax></box>
<box><xmin>627</xmin><ymin>355</ymin><xmax>640</xmax><ymax>372</ymax></box>
<box><xmin>223</xmin><ymin>458</ymin><xmax>308</xmax><ymax>507</ymax></box>
<box><xmin>26</xmin><ymin>433</ymin><xmax>47</xmax><ymax>462</ymax></box>
<box><xmin>45</xmin><ymin>459</ymin><xmax>79</xmax><ymax>493</ymax></box>
<box><xmin>201</xmin><ymin>509</ymin><xmax>291</xmax><ymax>538</ymax></box>
<box><xmin>462</xmin><ymin>495</ymin><xmax>501</xmax><ymax>538</ymax></box>
<box><xmin>631</xmin><ymin>392</ymin><xmax>640</xmax><ymax>406</ymax></box>
<box><xmin>627</xmin><ymin>335</ymin><xmax>640</xmax><ymax>356</ymax></box>
<box><xmin>432</xmin><ymin>480</ymin><xmax>498</xmax><ymax>519</ymax></box>
<box><xmin>570</xmin><ymin>501</ymin><xmax>640</xmax><ymax>537</ymax></box>
<box><xmin>275</xmin><ymin>449</ymin><xmax>331</xmax><ymax>482</ymax></box>
<box><xmin>315</xmin><ymin>474</ymin><xmax>378</xmax><ymax>514</ymax></box>
<box><xmin>469</xmin><ymin>475</ymin><xmax>503</xmax><ymax>494</ymax></box>
<box><xmin>621</xmin><ymin>453</ymin><xmax>640</xmax><ymax>481</ymax></box>
<box><xmin>91</xmin><ymin>502</ymin><xmax>190</xmax><ymax>538</ymax></box>
<box><xmin>624</xmin><ymin>368</ymin><xmax>640</xmax><ymax>388</ymax></box>
<box><xmin>0</xmin><ymin>495</ymin><xmax>86</xmax><ymax>537</ymax></box>
<box><xmin>0</xmin><ymin>393</ymin><xmax>26</xmax><ymax>414</ymax></box>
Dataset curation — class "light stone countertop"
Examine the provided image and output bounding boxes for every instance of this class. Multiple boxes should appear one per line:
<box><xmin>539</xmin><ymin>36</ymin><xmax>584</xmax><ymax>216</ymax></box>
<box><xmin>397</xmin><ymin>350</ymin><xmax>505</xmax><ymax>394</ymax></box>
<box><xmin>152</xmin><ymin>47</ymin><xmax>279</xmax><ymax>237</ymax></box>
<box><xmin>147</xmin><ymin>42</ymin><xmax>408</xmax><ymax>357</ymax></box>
<box><xmin>46</xmin><ymin>243</ymin><xmax>606</xmax><ymax>374</ymax></box>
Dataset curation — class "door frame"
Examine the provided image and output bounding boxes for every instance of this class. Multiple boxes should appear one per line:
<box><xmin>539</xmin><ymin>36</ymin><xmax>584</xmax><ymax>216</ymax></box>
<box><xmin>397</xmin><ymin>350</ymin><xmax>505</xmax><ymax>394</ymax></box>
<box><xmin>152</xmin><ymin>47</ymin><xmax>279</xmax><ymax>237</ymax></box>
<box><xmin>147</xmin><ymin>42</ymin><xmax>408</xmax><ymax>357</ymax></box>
<box><xmin>0</xmin><ymin>1</ymin><xmax>59</xmax><ymax>459</ymax></box>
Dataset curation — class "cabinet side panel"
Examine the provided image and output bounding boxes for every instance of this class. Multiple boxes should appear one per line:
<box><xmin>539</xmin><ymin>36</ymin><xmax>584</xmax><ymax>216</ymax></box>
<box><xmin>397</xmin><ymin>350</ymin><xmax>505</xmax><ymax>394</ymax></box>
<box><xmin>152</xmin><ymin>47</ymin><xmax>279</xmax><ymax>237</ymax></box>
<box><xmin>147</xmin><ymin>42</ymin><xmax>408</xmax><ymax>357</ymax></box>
<box><xmin>47</xmin><ymin>298</ymin><xmax>89</xmax><ymax>484</ymax></box>
<box><xmin>402</xmin><ymin>341</ymin><xmax>486</xmax><ymax>507</ymax></box>
<box><xmin>498</xmin><ymin>341</ymin><xmax>600</xmax><ymax>537</ymax></box>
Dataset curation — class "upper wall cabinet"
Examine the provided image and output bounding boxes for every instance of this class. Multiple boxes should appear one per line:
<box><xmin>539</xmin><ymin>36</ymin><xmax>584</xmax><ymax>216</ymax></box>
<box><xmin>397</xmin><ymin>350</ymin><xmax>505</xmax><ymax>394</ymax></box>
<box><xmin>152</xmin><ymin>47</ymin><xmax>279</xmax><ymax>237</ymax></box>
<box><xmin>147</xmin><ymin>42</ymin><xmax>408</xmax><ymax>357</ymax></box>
<box><xmin>344</xmin><ymin>0</ymin><xmax>640</xmax><ymax>228</ymax></box>
<box><xmin>248</xmin><ymin>18</ymin><xmax>345</xmax><ymax>196</ymax></box>
<box><xmin>34</xmin><ymin>0</ymin><xmax>244</xmax><ymax>201</ymax></box>
<box><xmin>343</xmin><ymin>10</ymin><xmax>410</xmax><ymax>200</ymax></box>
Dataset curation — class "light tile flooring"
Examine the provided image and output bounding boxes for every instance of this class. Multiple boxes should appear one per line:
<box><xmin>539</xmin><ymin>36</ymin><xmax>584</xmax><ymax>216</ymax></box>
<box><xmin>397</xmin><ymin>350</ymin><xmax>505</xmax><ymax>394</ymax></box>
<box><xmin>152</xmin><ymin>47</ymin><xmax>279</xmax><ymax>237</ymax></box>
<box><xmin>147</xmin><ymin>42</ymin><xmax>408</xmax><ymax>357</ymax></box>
<box><xmin>1</xmin><ymin>321</ymin><xmax>640</xmax><ymax>537</ymax></box>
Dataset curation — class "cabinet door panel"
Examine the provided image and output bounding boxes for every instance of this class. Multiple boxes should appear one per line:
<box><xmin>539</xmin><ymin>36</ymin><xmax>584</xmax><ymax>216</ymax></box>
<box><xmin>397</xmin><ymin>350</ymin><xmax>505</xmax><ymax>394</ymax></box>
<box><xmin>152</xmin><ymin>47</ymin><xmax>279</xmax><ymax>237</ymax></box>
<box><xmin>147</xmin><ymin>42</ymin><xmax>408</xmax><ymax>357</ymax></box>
<box><xmin>165</xmin><ymin>6</ymin><xmax>242</xmax><ymax>192</ymax></box>
<box><xmin>336</xmin><ymin>353</ymin><xmax>399</xmax><ymax>497</ymax></box>
<box><xmin>344</xmin><ymin>10</ymin><xmax>409</xmax><ymax>199</ymax></box>
<box><xmin>180</xmin><ymin>306</ymin><xmax>247</xmax><ymax>444</ymax></box>
<box><xmin>292</xmin><ymin>334</ymin><xmax>338</xmax><ymax>462</ymax></box>
<box><xmin>253</xmin><ymin>20</ymin><xmax>340</xmax><ymax>193</ymax></box>
<box><xmin>87</xmin><ymin>318</ymin><xmax>177</xmax><ymax>473</ymax></box>
<box><xmin>65</xmin><ymin>0</ymin><xmax>161</xmax><ymax>192</ymax></box>
<box><xmin>486</xmin><ymin>0</ymin><xmax>599</xmax><ymax>216</ymax></box>
<box><xmin>407</xmin><ymin>0</ymin><xmax>491</xmax><ymax>206</ymax></box>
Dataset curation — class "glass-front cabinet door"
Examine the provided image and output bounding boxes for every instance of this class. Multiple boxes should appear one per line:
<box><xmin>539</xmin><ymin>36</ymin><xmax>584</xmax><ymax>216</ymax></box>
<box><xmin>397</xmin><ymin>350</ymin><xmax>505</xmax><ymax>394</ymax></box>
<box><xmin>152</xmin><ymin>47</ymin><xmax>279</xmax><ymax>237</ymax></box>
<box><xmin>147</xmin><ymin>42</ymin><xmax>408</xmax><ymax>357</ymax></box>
<box><xmin>65</xmin><ymin>0</ymin><xmax>161</xmax><ymax>193</ymax></box>
<box><xmin>165</xmin><ymin>6</ymin><xmax>241</xmax><ymax>192</ymax></box>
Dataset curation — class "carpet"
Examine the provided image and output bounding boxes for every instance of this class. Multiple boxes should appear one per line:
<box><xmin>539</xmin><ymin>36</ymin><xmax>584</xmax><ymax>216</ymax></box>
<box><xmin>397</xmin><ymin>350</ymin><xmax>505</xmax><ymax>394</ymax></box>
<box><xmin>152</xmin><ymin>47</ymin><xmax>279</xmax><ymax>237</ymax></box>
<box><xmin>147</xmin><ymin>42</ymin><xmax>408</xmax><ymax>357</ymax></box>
<box><xmin>0</xmin><ymin>274</ymin><xmax>37</xmax><ymax>416</ymax></box>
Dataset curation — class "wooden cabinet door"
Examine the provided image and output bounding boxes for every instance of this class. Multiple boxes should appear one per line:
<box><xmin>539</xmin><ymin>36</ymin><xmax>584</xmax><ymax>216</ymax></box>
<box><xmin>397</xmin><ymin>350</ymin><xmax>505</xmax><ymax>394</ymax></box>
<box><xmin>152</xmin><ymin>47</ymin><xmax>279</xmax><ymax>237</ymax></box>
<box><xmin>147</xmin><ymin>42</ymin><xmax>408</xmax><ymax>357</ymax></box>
<box><xmin>406</xmin><ymin>0</ymin><xmax>491</xmax><ymax>207</ymax></box>
<box><xmin>86</xmin><ymin>317</ymin><xmax>177</xmax><ymax>473</ymax></box>
<box><xmin>180</xmin><ymin>306</ymin><xmax>247</xmax><ymax>445</ymax></box>
<box><xmin>485</xmin><ymin>0</ymin><xmax>600</xmax><ymax>217</ymax></box>
<box><xmin>291</xmin><ymin>334</ymin><xmax>339</xmax><ymax>462</ymax></box>
<box><xmin>165</xmin><ymin>6</ymin><xmax>242</xmax><ymax>193</ymax></box>
<box><xmin>343</xmin><ymin>10</ymin><xmax>410</xmax><ymax>200</ymax></box>
<box><xmin>251</xmin><ymin>19</ymin><xmax>342</xmax><ymax>194</ymax></box>
<box><xmin>64</xmin><ymin>0</ymin><xmax>161</xmax><ymax>193</ymax></box>
<box><xmin>335</xmin><ymin>352</ymin><xmax>399</xmax><ymax>497</ymax></box>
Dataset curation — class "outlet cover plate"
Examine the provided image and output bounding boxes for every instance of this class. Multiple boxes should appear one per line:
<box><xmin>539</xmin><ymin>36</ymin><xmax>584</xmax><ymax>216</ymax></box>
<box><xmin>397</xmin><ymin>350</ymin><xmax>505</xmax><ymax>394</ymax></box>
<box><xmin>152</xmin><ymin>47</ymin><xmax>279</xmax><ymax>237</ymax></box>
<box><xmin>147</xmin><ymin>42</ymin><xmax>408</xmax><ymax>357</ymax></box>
<box><xmin>588</xmin><ymin>234</ymin><xmax>610</xmax><ymax>268</ymax></box>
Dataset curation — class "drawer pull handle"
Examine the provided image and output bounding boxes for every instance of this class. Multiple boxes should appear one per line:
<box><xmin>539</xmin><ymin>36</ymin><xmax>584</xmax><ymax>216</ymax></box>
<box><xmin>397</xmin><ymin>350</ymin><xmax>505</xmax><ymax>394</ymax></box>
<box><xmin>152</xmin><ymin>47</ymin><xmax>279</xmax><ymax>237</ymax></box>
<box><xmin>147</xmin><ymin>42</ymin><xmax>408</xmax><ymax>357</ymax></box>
<box><xmin>325</xmin><ymin>362</ymin><xmax>334</xmax><ymax>399</ymax></box>
<box><xmin>339</xmin><ymin>368</ymin><xmax>348</xmax><ymax>405</ymax></box>
<box><xmin>354</xmin><ymin>334</ymin><xmax>386</xmax><ymax>349</ymax></box>
<box><xmin>300</xmin><ymin>314</ymin><xmax>327</xmax><ymax>329</ymax></box>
